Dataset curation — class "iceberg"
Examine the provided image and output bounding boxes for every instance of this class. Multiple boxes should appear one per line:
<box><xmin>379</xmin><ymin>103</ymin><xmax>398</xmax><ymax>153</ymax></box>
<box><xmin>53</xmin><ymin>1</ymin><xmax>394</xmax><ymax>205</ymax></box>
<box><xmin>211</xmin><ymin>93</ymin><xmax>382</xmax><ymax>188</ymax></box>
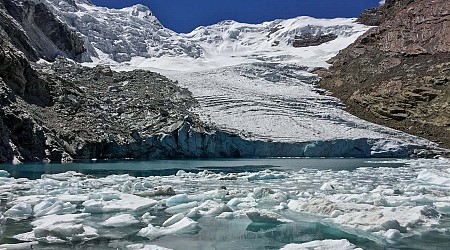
<box><xmin>33</xmin><ymin>198</ymin><xmax>76</xmax><ymax>217</ymax></box>
<box><xmin>280</xmin><ymin>239</ymin><xmax>362</xmax><ymax>250</ymax></box>
<box><xmin>83</xmin><ymin>193</ymin><xmax>156</xmax><ymax>213</ymax></box>
<box><xmin>4</xmin><ymin>203</ymin><xmax>32</xmax><ymax>220</ymax></box>
<box><xmin>101</xmin><ymin>213</ymin><xmax>140</xmax><ymax>227</ymax></box>
<box><xmin>138</xmin><ymin>217</ymin><xmax>198</xmax><ymax>240</ymax></box>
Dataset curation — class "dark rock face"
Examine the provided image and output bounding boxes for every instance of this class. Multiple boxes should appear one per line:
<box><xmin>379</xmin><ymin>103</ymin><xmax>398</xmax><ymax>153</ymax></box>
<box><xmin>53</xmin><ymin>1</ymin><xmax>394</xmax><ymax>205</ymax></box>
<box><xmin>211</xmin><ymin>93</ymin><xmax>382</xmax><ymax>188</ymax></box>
<box><xmin>319</xmin><ymin>0</ymin><xmax>450</xmax><ymax>149</ymax></box>
<box><xmin>0</xmin><ymin>0</ymin><xmax>85</xmax><ymax>62</ymax></box>
<box><xmin>357</xmin><ymin>0</ymin><xmax>414</xmax><ymax>26</ymax></box>
<box><xmin>292</xmin><ymin>33</ymin><xmax>338</xmax><ymax>48</ymax></box>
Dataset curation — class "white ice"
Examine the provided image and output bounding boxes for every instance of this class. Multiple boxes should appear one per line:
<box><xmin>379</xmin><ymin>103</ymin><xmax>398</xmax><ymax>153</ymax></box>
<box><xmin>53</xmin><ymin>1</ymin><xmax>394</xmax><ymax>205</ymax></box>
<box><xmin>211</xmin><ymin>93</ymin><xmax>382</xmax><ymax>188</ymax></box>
<box><xmin>2</xmin><ymin>158</ymin><xmax>450</xmax><ymax>247</ymax></box>
<box><xmin>83</xmin><ymin>192</ymin><xmax>157</xmax><ymax>213</ymax></box>
<box><xmin>15</xmin><ymin>213</ymin><xmax>99</xmax><ymax>243</ymax></box>
<box><xmin>101</xmin><ymin>213</ymin><xmax>140</xmax><ymax>227</ymax></box>
<box><xmin>280</xmin><ymin>239</ymin><xmax>362</xmax><ymax>250</ymax></box>
<box><xmin>33</xmin><ymin>198</ymin><xmax>76</xmax><ymax>217</ymax></box>
<box><xmin>0</xmin><ymin>241</ymin><xmax>38</xmax><ymax>250</ymax></box>
<box><xmin>126</xmin><ymin>243</ymin><xmax>173</xmax><ymax>250</ymax></box>
<box><xmin>138</xmin><ymin>217</ymin><xmax>198</xmax><ymax>240</ymax></box>
<box><xmin>4</xmin><ymin>203</ymin><xmax>32</xmax><ymax>220</ymax></box>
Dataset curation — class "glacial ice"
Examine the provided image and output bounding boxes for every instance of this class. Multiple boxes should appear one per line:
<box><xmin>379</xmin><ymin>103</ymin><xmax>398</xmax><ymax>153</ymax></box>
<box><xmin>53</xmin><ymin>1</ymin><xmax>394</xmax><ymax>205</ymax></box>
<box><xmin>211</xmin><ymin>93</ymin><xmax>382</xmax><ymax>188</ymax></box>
<box><xmin>280</xmin><ymin>239</ymin><xmax>362</xmax><ymax>250</ymax></box>
<box><xmin>0</xmin><ymin>170</ymin><xmax>9</xmax><ymax>177</ymax></box>
<box><xmin>15</xmin><ymin>213</ymin><xmax>99</xmax><ymax>243</ymax></box>
<box><xmin>101</xmin><ymin>213</ymin><xmax>139</xmax><ymax>227</ymax></box>
<box><xmin>4</xmin><ymin>203</ymin><xmax>32</xmax><ymax>220</ymax></box>
<box><xmin>0</xmin><ymin>241</ymin><xmax>38</xmax><ymax>250</ymax></box>
<box><xmin>36</xmin><ymin>0</ymin><xmax>437</xmax><ymax>157</ymax></box>
<box><xmin>0</xmin><ymin>158</ymin><xmax>449</xmax><ymax>248</ymax></box>
<box><xmin>162</xmin><ymin>213</ymin><xmax>184</xmax><ymax>227</ymax></box>
<box><xmin>126</xmin><ymin>243</ymin><xmax>173</xmax><ymax>250</ymax></box>
<box><xmin>33</xmin><ymin>198</ymin><xmax>76</xmax><ymax>217</ymax></box>
<box><xmin>83</xmin><ymin>192</ymin><xmax>156</xmax><ymax>213</ymax></box>
<box><xmin>245</xmin><ymin>209</ymin><xmax>293</xmax><ymax>224</ymax></box>
<box><xmin>138</xmin><ymin>217</ymin><xmax>198</xmax><ymax>240</ymax></box>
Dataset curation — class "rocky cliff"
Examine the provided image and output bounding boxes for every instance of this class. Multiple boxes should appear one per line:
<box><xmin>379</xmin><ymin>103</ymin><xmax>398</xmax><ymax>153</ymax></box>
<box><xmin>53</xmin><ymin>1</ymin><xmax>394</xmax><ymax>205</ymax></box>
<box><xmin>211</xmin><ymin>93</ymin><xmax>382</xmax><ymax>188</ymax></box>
<box><xmin>319</xmin><ymin>0</ymin><xmax>450</xmax><ymax>150</ymax></box>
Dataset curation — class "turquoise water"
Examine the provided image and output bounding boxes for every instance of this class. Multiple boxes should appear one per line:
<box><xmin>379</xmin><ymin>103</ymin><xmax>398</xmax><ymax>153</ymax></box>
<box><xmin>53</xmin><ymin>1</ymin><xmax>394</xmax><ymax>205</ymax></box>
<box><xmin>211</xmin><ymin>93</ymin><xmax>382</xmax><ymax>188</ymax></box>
<box><xmin>0</xmin><ymin>158</ymin><xmax>405</xmax><ymax>179</ymax></box>
<box><xmin>1</xmin><ymin>158</ymin><xmax>449</xmax><ymax>250</ymax></box>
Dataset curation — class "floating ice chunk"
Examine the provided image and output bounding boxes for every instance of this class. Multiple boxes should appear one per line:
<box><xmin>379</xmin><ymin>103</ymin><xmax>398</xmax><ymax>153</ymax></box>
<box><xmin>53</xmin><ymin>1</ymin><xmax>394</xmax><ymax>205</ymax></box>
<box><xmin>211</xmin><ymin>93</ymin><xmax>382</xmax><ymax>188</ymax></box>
<box><xmin>332</xmin><ymin>206</ymin><xmax>439</xmax><ymax>232</ymax></box>
<box><xmin>384</xmin><ymin>229</ymin><xmax>402</xmax><ymax>239</ymax></box>
<box><xmin>83</xmin><ymin>193</ymin><xmax>156</xmax><ymax>213</ymax></box>
<box><xmin>247</xmin><ymin>171</ymin><xmax>288</xmax><ymax>181</ymax></box>
<box><xmin>41</xmin><ymin>171</ymin><xmax>84</xmax><ymax>181</ymax></box>
<box><xmin>246</xmin><ymin>209</ymin><xmax>293</xmax><ymax>224</ymax></box>
<box><xmin>126</xmin><ymin>243</ymin><xmax>172</xmax><ymax>250</ymax></box>
<box><xmin>31</xmin><ymin>213</ymin><xmax>98</xmax><ymax>243</ymax></box>
<box><xmin>330</xmin><ymin>210</ymin><xmax>343</xmax><ymax>218</ymax></box>
<box><xmin>88</xmin><ymin>192</ymin><xmax>121</xmax><ymax>201</ymax></box>
<box><xmin>33</xmin><ymin>198</ymin><xmax>76</xmax><ymax>217</ymax></box>
<box><xmin>189</xmin><ymin>189</ymin><xmax>228</xmax><ymax>201</ymax></box>
<box><xmin>289</xmin><ymin>197</ymin><xmax>440</xmax><ymax>232</ymax></box>
<box><xmin>165</xmin><ymin>201</ymin><xmax>198</xmax><ymax>214</ymax></box>
<box><xmin>274</xmin><ymin>202</ymin><xmax>288</xmax><ymax>211</ymax></box>
<box><xmin>227</xmin><ymin>198</ymin><xmax>244</xmax><ymax>207</ymax></box>
<box><xmin>165</xmin><ymin>194</ymin><xmax>190</xmax><ymax>207</ymax></box>
<box><xmin>216</xmin><ymin>212</ymin><xmax>234</xmax><ymax>219</ymax></box>
<box><xmin>5</xmin><ymin>203</ymin><xmax>32</xmax><ymax>220</ymax></box>
<box><xmin>0</xmin><ymin>170</ymin><xmax>10</xmax><ymax>178</ymax></box>
<box><xmin>320</xmin><ymin>182</ymin><xmax>335</xmax><ymax>191</ymax></box>
<box><xmin>162</xmin><ymin>213</ymin><xmax>184</xmax><ymax>227</ymax></box>
<box><xmin>0</xmin><ymin>241</ymin><xmax>38</xmax><ymax>249</ymax></box>
<box><xmin>142</xmin><ymin>212</ymin><xmax>157</xmax><ymax>224</ymax></box>
<box><xmin>252</xmin><ymin>187</ymin><xmax>275</xmax><ymax>199</ymax></box>
<box><xmin>288</xmin><ymin>198</ymin><xmax>337</xmax><ymax>216</ymax></box>
<box><xmin>32</xmin><ymin>213</ymin><xmax>90</xmax><ymax>228</ymax></box>
<box><xmin>196</xmin><ymin>200</ymin><xmax>233</xmax><ymax>217</ymax></box>
<box><xmin>57</xmin><ymin>194</ymin><xmax>90</xmax><ymax>203</ymax></box>
<box><xmin>280</xmin><ymin>239</ymin><xmax>361</xmax><ymax>250</ymax></box>
<box><xmin>186</xmin><ymin>207</ymin><xmax>200</xmax><ymax>218</ymax></box>
<box><xmin>416</xmin><ymin>169</ymin><xmax>450</xmax><ymax>187</ymax></box>
<box><xmin>435</xmin><ymin>202</ymin><xmax>450</xmax><ymax>214</ymax></box>
<box><xmin>138</xmin><ymin>217</ymin><xmax>198</xmax><ymax>240</ymax></box>
<box><xmin>102</xmin><ymin>214</ymin><xmax>139</xmax><ymax>227</ymax></box>
<box><xmin>135</xmin><ymin>187</ymin><xmax>175</xmax><ymax>197</ymax></box>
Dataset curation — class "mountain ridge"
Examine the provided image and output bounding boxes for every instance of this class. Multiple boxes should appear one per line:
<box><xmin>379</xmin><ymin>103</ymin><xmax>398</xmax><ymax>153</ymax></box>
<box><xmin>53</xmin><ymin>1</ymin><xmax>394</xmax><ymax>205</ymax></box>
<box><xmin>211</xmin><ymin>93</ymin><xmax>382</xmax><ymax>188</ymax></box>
<box><xmin>0</xmin><ymin>0</ymin><xmax>445</xmax><ymax>163</ymax></box>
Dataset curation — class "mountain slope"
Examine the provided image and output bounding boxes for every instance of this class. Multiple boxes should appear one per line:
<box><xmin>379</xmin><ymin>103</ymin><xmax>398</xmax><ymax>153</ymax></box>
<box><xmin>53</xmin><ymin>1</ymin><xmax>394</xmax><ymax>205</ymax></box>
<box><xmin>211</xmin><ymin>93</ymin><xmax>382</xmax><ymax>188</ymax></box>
<box><xmin>319</xmin><ymin>0</ymin><xmax>450</xmax><ymax>150</ymax></box>
<box><xmin>0</xmin><ymin>0</ymin><xmax>444</xmax><ymax>162</ymax></box>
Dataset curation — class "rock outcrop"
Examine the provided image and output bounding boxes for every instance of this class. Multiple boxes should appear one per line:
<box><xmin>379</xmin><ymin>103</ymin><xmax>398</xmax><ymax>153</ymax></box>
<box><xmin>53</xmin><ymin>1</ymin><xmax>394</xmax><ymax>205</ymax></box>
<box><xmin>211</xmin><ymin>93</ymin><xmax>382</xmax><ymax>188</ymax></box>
<box><xmin>319</xmin><ymin>0</ymin><xmax>450</xmax><ymax>150</ymax></box>
<box><xmin>0</xmin><ymin>0</ymin><xmax>85</xmax><ymax>62</ymax></box>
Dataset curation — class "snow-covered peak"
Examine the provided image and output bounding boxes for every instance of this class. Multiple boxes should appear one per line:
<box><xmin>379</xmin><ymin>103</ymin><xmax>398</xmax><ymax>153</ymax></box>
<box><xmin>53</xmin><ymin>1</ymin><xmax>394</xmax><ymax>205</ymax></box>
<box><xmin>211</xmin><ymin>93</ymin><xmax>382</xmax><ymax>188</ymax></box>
<box><xmin>123</xmin><ymin>4</ymin><xmax>156</xmax><ymax>20</ymax></box>
<box><xmin>36</xmin><ymin>0</ymin><xmax>370</xmax><ymax>69</ymax></box>
<box><xmin>184</xmin><ymin>16</ymin><xmax>363</xmax><ymax>57</ymax></box>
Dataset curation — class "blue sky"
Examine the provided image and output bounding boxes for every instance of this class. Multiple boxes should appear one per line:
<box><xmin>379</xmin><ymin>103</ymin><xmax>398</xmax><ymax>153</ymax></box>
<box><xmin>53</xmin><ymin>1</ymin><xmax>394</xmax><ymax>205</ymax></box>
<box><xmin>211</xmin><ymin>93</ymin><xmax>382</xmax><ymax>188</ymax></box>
<box><xmin>91</xmin><ymin>0</ymin><xmax>381</xmax><ymax>33</ymax></box>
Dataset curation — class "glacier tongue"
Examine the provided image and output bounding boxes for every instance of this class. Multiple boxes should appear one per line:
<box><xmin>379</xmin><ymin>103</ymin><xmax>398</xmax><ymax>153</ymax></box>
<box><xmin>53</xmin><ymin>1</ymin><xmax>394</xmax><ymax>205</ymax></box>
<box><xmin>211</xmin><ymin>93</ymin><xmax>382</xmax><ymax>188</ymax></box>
<box><xmin>38</xmin><ymin>0</ymin><xmax>436</xmax><ymax>156</ymax></box>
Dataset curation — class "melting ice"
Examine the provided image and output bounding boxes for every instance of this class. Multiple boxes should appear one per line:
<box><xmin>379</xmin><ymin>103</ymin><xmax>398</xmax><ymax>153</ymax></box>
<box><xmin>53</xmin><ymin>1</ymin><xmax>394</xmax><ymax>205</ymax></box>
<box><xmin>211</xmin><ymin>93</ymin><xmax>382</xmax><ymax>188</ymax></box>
<box><xmin>0</xmin><ymin>158</ymin><xmax>450</xmax><ymax>249</ymax></box>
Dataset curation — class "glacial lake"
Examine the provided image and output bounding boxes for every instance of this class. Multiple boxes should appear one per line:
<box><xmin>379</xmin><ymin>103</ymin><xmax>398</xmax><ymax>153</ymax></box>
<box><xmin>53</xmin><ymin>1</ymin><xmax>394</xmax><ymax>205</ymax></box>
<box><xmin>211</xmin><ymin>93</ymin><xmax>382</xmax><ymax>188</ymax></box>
<box><xmin>1</xmin><ymin>158</ymin><xmax>450</xmax><ymax>250</ymax></box>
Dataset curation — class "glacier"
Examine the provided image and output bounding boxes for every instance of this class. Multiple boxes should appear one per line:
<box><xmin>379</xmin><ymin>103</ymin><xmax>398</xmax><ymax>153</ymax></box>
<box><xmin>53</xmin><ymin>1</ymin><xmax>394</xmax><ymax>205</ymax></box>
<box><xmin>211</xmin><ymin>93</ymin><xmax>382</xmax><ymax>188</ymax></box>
<box><xmin>29</xmin><ymin>0</ymin><xmax>439</xmax><ymax>158</ymax></box>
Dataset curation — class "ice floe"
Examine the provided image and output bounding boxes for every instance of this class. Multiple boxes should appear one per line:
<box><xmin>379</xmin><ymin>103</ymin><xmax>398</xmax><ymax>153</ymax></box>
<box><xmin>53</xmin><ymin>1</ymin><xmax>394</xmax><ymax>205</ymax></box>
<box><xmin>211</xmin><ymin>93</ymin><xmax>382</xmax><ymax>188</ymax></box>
<box><xmin>0</xmin><ymin>158</ymin><xmax>449</xmax><ymax>249</ymax></box>
<box><xmin>280</xmin><ymin>239</ymin><xmax>361</xmax><ymax>250</ymax></box>
<box><xmin>138</xmin><ymin>217</ymin><xmax>198</xmax><ymax>240</ymax></box>
<box><xmin>101</xmin><ymin>213</ymin><xmax>140</xmax><ymax>227</ymax></box>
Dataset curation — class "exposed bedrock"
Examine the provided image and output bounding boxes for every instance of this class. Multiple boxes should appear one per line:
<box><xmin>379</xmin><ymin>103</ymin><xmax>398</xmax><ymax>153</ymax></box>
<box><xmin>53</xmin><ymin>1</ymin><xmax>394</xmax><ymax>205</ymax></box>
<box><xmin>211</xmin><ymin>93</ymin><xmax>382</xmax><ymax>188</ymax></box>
<box><xmin>319</xmin><ymin>0</ymin><xmax>450</xmax><ymax>150</ymax></box>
